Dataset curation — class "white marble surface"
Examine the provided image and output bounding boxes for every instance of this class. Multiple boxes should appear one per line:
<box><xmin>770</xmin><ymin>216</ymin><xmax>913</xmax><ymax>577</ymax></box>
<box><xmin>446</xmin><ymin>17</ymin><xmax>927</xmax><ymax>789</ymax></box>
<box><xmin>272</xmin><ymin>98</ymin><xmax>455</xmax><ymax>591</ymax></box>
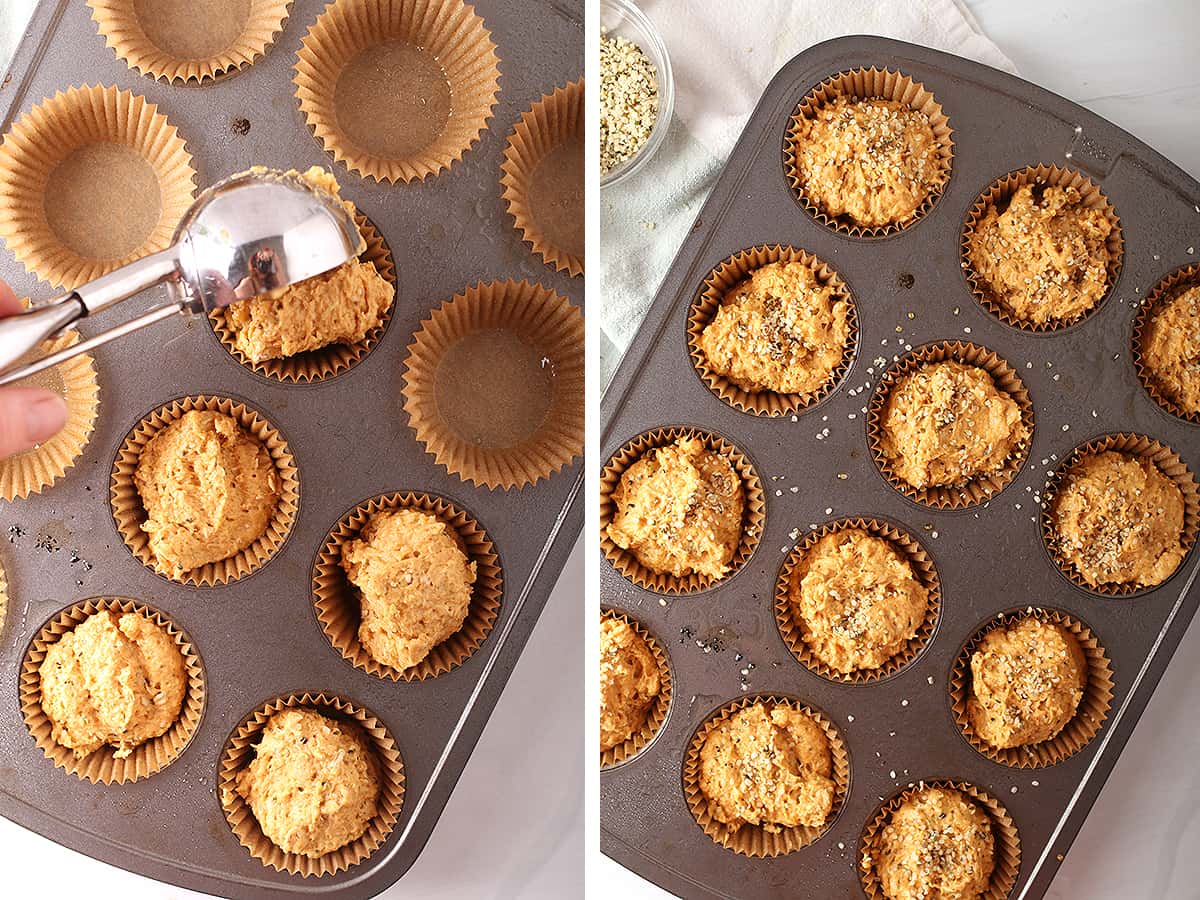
<box><xmin>598</xmin><ymin>0</ymin><xmax>1200</xmax><ymax>897</ymax></box>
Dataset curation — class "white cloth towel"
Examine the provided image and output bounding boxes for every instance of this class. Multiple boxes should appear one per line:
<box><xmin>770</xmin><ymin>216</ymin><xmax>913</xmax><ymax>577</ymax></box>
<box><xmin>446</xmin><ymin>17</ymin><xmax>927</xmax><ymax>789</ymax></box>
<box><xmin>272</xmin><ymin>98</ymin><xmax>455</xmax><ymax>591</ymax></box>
<box><xmin>599</xmin><ymin>0</ymin><xmax>1016</xmax><ymax>383</ymax></box>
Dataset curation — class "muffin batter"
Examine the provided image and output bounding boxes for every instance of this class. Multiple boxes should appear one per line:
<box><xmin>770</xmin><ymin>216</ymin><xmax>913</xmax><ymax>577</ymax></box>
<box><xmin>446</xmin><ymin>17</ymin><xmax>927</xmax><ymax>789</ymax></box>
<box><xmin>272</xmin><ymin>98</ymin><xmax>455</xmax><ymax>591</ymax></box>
<box><xmin>699</xmin><ymin>702</ymin><xmax>835</xmax><ymax>832</ymax></box>
<box><xmin>790</xmin><ymin>528</ymin><xmax>928</xmax><ymax>674</ymax></box>
<box><xmin>600</xmin><ymin>616</ymin><xmax>661</xmax><ymax>752</ymax></box>
<box><xmin>224</xmin><ymin>166</ymin><xmax>393</xmax><ymax>362</ymax></box>
<box><xmin>234</xmin><ymin>708</ymin><xmax>379</xmax><ymax>858</ymax></box>
<box><xmin>880</xmin><ymin>360</ymin><xmax>1027</xmax><ymax>490</ymax></box>
<box><xmin>968</xmin><ymin>184</ymin><xmax>1113</xmax><ymax>326</ymax></box>
<box><xmin>341</xmin><ymin>508</ymin><xmax>476</xmax><ymax>671</ymax></box>
<box><xmin>872</xmin><ymin>786</ymin><xmax>995</xmax><ymax>900</ymax></box>
<box><xmin>1050</xmin><ymin>450</ymin><xmax>1187</xmax><ymax>589</ymax></box>
<box><xmin>698</xmin><ymin>261</ymin><xmax>851</xmax><ymax>394</ymax></box>
<box><xmin>792</xmin><ymin>96</ymin><xmax>944</xmax><ymax>229</ymax></box>
<box><xmin>135</xmin><ymin>410</ymin><xmax>279</xmax><ymax>575</ymax></box>
<box><xmin>607</xmin><ymin>437</ymin><xmax>745</xmax><ymax>580</ymax></box>
<box><xmin>967</xmin><ymin>617</ymin><xmax>1086</xmax><ymax>749</ymax></box>
<box><xmin>39</xmin><ymin>609</ymin><xmax>186</xmax><ymax>758</ymax></box>
<box><xmin>1141</xmin><ymin>284</ymin><xmax>1200</xmax><ymax>415</ymax></box>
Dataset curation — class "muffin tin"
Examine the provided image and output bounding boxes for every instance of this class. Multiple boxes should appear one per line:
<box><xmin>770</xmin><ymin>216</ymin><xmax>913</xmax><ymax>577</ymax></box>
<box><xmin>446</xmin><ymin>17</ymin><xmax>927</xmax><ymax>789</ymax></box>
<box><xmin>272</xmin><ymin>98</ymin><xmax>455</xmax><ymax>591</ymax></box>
<box><xmin>0</xmin><ymin>0</ymin><xmax>581</xmax><ymax>897</ymax></box>
<box><xmin>600</xmin><ymin>36</ymin><xmax>1200</xmax><ymax>899</ymax></box>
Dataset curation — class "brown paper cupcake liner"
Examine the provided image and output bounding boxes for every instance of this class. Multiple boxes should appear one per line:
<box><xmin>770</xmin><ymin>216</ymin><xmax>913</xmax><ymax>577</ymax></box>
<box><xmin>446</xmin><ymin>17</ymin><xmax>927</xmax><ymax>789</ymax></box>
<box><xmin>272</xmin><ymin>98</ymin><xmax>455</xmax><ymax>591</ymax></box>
<box><xmin>867</xmin><ymin>341</ymin><xmax>1034</xmax><ymax>509</ymax></box>
<box><xmin>950</xmin><ymin>607</ymin><xmax>1113</xmax><ymax>768</ymax></box>
<box><xmin>962</xmin><ymin>164</ymin><xmax>1124</xmax><ymax>332</ymax></box>
<box><xmin>682</xmin><ymin>694</ymin><xmax>849</xmax><ymax>857</ymax></box>
<box><xmin>783</xmin><ymin>67</ymin><xmax>954</xmax><ymax>238</ymax></box>
<box><xmin>774</xmin><ymin>517</ymin><xmax>940</xmax><ymax>684</ymax></box>
<box><xmin>110</xmin><ymin>394</ymin><xmax>300</xmax><ymax>586</ymax></box>
<box><xmin>402</xmin><ymin>279</ymin><xmax>584</xmax><ymax>489</ymax></box>
<box><xmin>218</xmin><ymin>691</ymin><xmax>404</xmax><ymax>877</ymax></box>
<box><xmin>19</xmin><ymin>597</ymin><xmax>205</xmax><ymax>784</ymax></box>
<box><xmin>209</xmin><ymin>212</ymin><xmax>396</xmax><ymax>383</ymax></box>
<box><xmin>599</xmin><ymin>426</ymin><xmax>766</xmax><ymax>594</ymax></box>
<box><xmin>89</xmin><ymin>0</ymin><xmax>292</xmax><ymax>84</ymax></box>
<box><xmin>687</xmin><ymin>244</ymin><xmax>858</xmax><ymax>417</ymax></box>
<box><xmin>1040</xmin><ymin>433</ymin><xmax>1199</xmax><ymax>597</ymax></box>
<box><xmin>600</xmin><ymin>607</ymin><xmax>672</xmax><ymax>768</ymax></box>
<box><xmin>0</xmin><ymin>84</ymin><xmax>196</xmax><ymax>290</ymax></box>
<box><xmin>1132</xmin><ymin>264</ymin><xmax>1200</xmax><ymax>424</ymax></box>
<box><xmin>501</xmin><ymin>80</ymin><xmax>584</xmax><ymax>277</ymax></box>
<box><xmin>294</xmin><ymin>0</ymin><xmax>501</xmax><ymax>183</ymax></box>
<box><xmin>860</xmin><ymin>780</ymin><xmax>1020</xmax><ymax>900</ymax></box>
<box><xmin>313</xmin><ymin>491</ymin><xmax>502</xmax><ymax>681</ymax></box>
<box><xmin>0</xmin><ymin>328</ymin><xmax>99</xmax><ymax>500</ymax></box>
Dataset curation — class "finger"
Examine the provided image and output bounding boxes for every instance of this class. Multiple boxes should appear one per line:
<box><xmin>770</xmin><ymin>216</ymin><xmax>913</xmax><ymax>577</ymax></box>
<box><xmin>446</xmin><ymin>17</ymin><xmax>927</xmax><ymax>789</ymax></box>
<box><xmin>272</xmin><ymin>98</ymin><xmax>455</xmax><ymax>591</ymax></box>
<box><xmin>0</xmin><ymin>388</ymin><xmax>67</xmax><ymax>459</ymax></box>
<box><xmin>0</xmin><ymin>281</ymin><xmax>22</xmax><ymax>318</ymax></box>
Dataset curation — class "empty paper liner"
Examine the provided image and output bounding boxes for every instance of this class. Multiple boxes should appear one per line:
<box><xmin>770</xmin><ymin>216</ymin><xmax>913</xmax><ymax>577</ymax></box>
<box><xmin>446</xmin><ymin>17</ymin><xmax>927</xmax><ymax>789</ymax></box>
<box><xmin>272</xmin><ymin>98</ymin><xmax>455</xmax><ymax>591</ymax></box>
<box><xmin>682</xmin><ymin>695</ymin><xmax>849</xmax><ymax>857</ymax></box>
<box><xmin>860</xmin><ymin>780</ymin><xmax>1021</xmax><ymax>900</ymax></box>
<box><xmin>1132</xmin><ymin>264</ymin><xmax>1200</xmax><ymax>424</ymax></box>
<box><xmin>312</xmin><ymin>491</ymin><xmax>503</xmax><ymax>682</ymax></box>
<box><xmin>599</xmin><ymin>426</ymin><xmax>766</xmax><ymax>594</ymax></box>
<box><xmin>774</xmin><ymin>517</ymin><xmax>940</xmax><ymax>684</ymax></box>
<box><xmin>294</xmin><ymin>0</ymin><xmax>501</xmax><ymax>183</ymax></box>
<box><xmin>950</xmin><ymin>607</ymin><xmax>1114</xmax><ymax>769</ymax></box>
<box><xmin>687</xmin><ymin>244</ymin><xmax>858</xmax><ymax>417</ymax></box>
<box><xmin>600</xmin><ymin>607</ymin><xmax>672</xmax><ymax>769</ymax></box>
<box><xmin>88</xmin><ymin>0</ymin><xmax>292</xmax><ymax>83</ymax></box>
<box><xmin>402</xmin><ymin>279</ymin><xmax>584</xmax><ymax>489</ymax></box>
<box><xmin>1040</xmin><ymin>433</ymin><xmax>1198</xmax><ymax>597</ymax></box>
<box><xmin>501</xmin><ymin>79</ymin><xmax>584</xmax><ymax>277</ymax></box>
<box><xmin>867</xmin><ymin>340</ymin><xmax>1034</xmax><ymax>509</ymax></box>
<box><xmin>0</xmin><ymin>84</ymin><xmax>196</xmax><ymax>289</ymax></box>
<box><xmin>784</xmin><ymin>66</ymin><xmax>953</xmax><ymax>237</ymax></box>
<box><xmin>19</xmin><ymin>597</ymin><xmax>205</xmax><ymax>784</ymax></box>
<box><xmin>218</xmin><ymin>691</ymin><xmax>405</xmax><ymax>877</ymax></box>
<box><xmin>208</xmin><ymin>212</ymin><xmax>396</xmax><ymax>383</ymax></box>
<box><xmin>0</xmin><ymin>328</ymin><xmax>99</xmax><ymax>501</ymax></box>
<box><xmin>962</xmin><ymin>164</ymin><xmax>1123</xmax><ymax>332</ymax></box>
<box><xmin>109</xmin><ymin>394</ymin><xmax>300</xmax><ymax>586</ymax></box>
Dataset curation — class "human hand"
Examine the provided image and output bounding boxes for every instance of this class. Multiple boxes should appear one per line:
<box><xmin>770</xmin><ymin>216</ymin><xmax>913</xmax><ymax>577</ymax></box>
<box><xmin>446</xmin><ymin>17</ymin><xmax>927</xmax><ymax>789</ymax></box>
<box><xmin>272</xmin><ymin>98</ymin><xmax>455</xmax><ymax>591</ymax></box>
<box><xmin>0</xmin><ymin>280</ymin><xmax>67</xmax><ymax>459</ymax></box>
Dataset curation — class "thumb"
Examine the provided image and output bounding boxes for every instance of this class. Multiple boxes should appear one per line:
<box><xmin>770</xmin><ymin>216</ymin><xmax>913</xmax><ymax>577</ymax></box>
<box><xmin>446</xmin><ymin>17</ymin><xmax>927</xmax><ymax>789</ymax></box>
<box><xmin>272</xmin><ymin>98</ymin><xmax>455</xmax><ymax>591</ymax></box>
<box><xmin>0</xmin><ymin>388</ymin><xmax>68</xmax><ymax>459</ymax></box>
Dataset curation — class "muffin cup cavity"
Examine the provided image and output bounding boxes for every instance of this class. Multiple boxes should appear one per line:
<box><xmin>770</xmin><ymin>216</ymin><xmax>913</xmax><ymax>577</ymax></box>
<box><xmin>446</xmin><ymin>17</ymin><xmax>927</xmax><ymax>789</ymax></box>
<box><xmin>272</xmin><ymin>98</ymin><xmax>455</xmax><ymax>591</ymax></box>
<box><xmin>293</xmin><ymin>0</ymin><xmax>501</xmax><ymax>183</ymax></box>
<box><xmin>0</xmin><ymin>328</ymin><xmax>99</xmax><ymax>500</ymax></box>
<box><xmin>501</xmin><ymin>80</ymin><xmax>584</xmax><ymax>277</ymax></box>
<box><xmin>962</xmin><ymin>164</ymin><xmax>1123</xmax><ymax>333</ymax></box>
<box><xmin>0</xmin><ymin>84</ymin><xmax>196</xmax><ymax>289</ymax></box>
<box><xmin>774</xmin><ymin>517</ymin><xmax>940</xmax><ymax>684</ymax></box>
<box><xmin>19</xmin><ymin>597</ymin><xmax>205</xmax><ymax>784</ymax></box>
<box><xmin>312</xmin><ymin>491</ymin><xmax>503</xmax><ymax>682</ymax></box>
<box><xmin>867</xmin><ymin>341</ymin><xmax>1034</xmax><ymax>509</ymax></box>
<box><xmin>1132</xmin><ymin>264</ymin><xmax>1200</xmax><ymax>424</ymax></box>
<box><xmin>88</xmin><ymin>0</ymin><xmax>292</xmax><ymax>84</ymax></box>
<box><xmin>783</xmin><ymin>66</ymin><xmax>953</xmax><ymax>238</ymax></box>
<box><xmin>1040</xmin><ymin>433</ymin><xmax>1198</xmax><ymax>597</ymax></box>
<box><xmin>402</xmin><ymin>279</ymin><xmax>584</xmax><ymax>490</ymax></box>
<box><xmin>682</xmin><ymin>694</ymin><xmax>849</xmax><ymax>857</ymax></box>
<box><xmin>950</xmin><ymin>607</ymin><xmax>1113</xmax><ymax>768</ymax></box>
<box><xmin>218</xmin><ymin>691</ymin><xmax>404</xmax><ymax>877</ymax></box>
<box><xmin>600</xmin><ymin>607</ymin><xmax>672</xmax><ymax>769</ymax></box>
<box><xmin>687</xmin><ymin>244</ymin><xmax>858</xmax><ymax>417</ymax></box>
<box><xmin>859</xmin><ymin>780</ymin><xmax>1021</xmax><ymax>900</ymax></box>
<box><xmin>208</xmin><ymin>212</ymin><xmax>396</xmax><ymax>383</ymax></box>
<box><xmin>599</xmin><ymin>426</ymin><xmax>766</xmax><ymax>594</ymax></box>
<box><xmin>110</xmin><ymin>394</ymin><xmax>300</xmax><ymax>586</ymax></box>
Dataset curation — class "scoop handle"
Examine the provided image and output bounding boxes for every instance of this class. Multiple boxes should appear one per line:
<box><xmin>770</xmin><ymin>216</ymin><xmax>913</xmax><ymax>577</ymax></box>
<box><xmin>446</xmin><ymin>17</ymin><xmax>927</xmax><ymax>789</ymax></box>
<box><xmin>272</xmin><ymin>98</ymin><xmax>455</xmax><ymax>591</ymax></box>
<box><xmin>0</xmin><ymin>296</ymin><xmax>86</xmax><ymax>377</ymax></box>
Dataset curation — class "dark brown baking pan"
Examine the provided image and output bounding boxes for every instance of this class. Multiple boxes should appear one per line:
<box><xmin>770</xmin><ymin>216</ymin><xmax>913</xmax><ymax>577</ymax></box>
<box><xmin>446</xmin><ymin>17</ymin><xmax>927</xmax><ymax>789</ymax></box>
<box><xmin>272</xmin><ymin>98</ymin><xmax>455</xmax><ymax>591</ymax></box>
<box><xmin>0</xmin><ymin>1</ymin><xmax>582</xmax><ymax>897</ymax></box>
<box><xmin>601</xmin><ymin>35</ymin><xmax>1199</xmax><ymax>900</ymax></box>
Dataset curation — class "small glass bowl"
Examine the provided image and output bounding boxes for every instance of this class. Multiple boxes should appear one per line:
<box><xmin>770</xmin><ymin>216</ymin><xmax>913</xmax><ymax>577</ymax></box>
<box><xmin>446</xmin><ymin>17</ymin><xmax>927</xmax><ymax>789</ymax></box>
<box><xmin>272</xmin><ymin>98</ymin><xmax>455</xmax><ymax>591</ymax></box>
<box><xmin>600</xmin><ymin>0</ymin><xmax>674</xmax><ymax>188</ymax></box>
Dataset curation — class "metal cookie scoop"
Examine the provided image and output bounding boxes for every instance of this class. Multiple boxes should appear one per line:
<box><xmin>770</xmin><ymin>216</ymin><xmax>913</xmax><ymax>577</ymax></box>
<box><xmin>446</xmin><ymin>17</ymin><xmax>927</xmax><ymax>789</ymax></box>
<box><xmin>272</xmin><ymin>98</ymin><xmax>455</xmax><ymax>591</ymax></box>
<box><xmin>0</xmin><ymin>167</ymin><xmax>364</xmax><ymax>387</ymax></box>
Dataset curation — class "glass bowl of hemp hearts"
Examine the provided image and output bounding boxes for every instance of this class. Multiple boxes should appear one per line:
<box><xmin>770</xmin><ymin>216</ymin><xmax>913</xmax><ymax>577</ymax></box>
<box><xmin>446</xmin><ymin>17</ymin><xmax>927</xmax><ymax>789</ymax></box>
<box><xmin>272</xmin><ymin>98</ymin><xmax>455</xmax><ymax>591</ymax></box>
<box><xmin>600</xmin><ymin>0</ymin><xmax>674</xmax><ymax>188</ymax></box>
